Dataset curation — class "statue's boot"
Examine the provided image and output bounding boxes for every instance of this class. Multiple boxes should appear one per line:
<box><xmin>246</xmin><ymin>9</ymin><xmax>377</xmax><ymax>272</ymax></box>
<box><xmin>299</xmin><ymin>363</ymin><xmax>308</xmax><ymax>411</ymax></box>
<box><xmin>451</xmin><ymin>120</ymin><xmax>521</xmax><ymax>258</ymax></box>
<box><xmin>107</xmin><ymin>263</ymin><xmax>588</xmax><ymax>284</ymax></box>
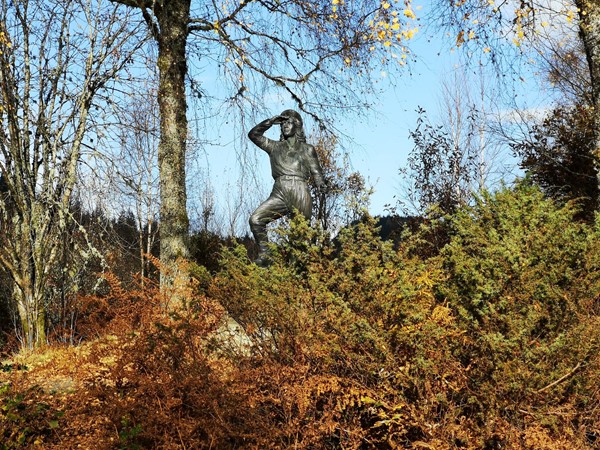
<box><xmin>254</xmin><ymin>243</ymin><xmax>271</xmax><ymax>267</ymax></box>
<box><xmin>250</xmin><ymin>220</ymin><xmax>272</xmax><ymax>266</ymax></box>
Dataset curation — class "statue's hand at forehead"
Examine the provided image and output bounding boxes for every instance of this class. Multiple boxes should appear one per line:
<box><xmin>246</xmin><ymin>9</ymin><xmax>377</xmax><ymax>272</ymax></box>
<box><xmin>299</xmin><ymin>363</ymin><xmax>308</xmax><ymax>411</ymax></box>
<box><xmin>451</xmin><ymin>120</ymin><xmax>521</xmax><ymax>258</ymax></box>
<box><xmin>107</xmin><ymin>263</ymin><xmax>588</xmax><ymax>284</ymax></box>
<box><xmin>263</xmin><ymin>111</ymin><xmax>301</xmax><ymax>129</ymax></box>
<box><xmin>264</xmin><ymin>115</ymin><xmax>284</xmax><ymax>127</ymax></box>
<box><xmin>271</xmin><ymin>115</ymin><xmax>287</xmax><ymax>124</ymax></box>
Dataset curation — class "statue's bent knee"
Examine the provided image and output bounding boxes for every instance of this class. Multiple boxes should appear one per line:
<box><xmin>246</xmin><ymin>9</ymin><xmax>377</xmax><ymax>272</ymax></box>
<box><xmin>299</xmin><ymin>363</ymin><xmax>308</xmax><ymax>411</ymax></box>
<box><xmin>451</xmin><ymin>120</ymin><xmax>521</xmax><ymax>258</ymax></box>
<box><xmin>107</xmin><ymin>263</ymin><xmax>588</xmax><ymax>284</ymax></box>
<box><xmin>249</xmin><ymin>214</ymin><xmax>259</xmax><ymax>228</ymax></box>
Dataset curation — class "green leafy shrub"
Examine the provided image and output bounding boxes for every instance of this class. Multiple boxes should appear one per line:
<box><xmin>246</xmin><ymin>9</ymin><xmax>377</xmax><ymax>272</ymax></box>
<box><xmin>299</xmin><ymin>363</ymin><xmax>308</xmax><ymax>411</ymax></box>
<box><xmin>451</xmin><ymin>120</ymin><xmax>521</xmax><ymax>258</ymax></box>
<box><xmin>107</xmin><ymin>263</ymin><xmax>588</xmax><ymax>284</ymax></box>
<box><xmin>0</xmin><ymin>383</ymin><xmax>63</xmax><ymax>448</ymax></box>
<box><xmin>437</xmin><ymin>182</ymin><xmax>600</xmax><ymax>444</ymax></box>
<box><xmin>209</xmin><ymin>215</ymin><xmax>468</xmax><ymax>447</ymax></box>
<box><xmin>208</xmin><ymin>187</ymin><xmax>599</xmax><ymax>448</ymax></box>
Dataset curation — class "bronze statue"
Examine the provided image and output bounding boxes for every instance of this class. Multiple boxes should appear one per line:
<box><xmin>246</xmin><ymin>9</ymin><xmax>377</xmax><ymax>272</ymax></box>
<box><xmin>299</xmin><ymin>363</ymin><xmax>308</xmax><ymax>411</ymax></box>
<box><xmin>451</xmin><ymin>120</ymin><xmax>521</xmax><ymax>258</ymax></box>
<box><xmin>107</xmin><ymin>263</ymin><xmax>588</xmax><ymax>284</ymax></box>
<box><xmin>248</xmin><ymin>110</ymin><xmax>325</xmax><ymax>266</ymax></box>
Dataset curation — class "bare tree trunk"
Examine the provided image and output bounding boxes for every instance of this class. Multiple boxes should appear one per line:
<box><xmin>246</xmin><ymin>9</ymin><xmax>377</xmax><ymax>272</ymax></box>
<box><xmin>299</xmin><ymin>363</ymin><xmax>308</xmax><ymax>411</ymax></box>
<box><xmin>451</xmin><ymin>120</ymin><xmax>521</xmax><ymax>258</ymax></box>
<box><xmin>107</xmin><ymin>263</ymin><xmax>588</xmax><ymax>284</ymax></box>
<box><xmin>110</xmin><ymin>0</ymin><xmax>192</xmax><ymax>293</ymax></box>
<box><xmin>577</xmin><ymin>0</ymin><xmax>600</xmax><ymax>199</ymax></box>
<box><xmin>14</xmin><ymin>286</ymin><xmax>45</xmax><ymax>348</ymax></box>
<box><xmin>155</xmin><ymin>0</ymin><xmax>191</xmax><ymax>288</ymax></box>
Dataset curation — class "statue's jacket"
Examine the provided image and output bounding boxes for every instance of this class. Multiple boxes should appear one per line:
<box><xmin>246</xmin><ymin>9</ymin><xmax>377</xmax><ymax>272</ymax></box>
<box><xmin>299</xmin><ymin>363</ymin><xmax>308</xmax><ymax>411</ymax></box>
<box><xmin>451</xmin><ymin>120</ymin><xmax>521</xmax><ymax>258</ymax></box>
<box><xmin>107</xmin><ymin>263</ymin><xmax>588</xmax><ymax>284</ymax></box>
<box><xmin>248</xmin><ymin>119</ymin><xmax>325</xmax><ymax>189</ymax></box>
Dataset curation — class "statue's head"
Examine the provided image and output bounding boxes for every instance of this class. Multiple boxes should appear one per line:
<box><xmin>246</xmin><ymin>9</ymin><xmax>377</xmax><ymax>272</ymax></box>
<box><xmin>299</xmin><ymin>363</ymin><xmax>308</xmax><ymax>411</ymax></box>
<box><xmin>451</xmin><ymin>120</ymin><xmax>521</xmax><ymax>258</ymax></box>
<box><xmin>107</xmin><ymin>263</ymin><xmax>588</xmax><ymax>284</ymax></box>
<box><xmin>279</xmin><ymin>109</ymin><xmax>306</xmax><ymax>142</ymax></box>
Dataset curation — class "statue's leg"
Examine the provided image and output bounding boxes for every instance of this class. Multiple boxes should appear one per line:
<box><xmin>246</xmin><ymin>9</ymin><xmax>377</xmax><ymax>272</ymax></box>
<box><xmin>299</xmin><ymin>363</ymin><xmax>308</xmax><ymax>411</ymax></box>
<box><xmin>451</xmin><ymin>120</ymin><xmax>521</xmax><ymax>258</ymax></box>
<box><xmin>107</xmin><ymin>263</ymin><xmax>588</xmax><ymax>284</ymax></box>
<box><xmin>249</xmin><ymin>191</ymin><xmax>288</xmax><ymax>265</ymax></box>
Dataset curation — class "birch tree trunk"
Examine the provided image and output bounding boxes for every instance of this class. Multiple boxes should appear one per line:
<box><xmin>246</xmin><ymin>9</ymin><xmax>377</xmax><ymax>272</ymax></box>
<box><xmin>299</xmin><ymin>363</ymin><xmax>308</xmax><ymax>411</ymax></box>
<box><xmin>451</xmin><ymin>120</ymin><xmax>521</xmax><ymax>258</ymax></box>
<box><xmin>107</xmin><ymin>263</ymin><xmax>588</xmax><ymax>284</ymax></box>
<box><xmin>113</xmin><ymin>0</ymin><xmax>192</xmax><ymax>291</ymax></box>
<box><xmin>155</xmin><ymin>0</ymin><xmax>191</xmax><ymax>289</ymax></box>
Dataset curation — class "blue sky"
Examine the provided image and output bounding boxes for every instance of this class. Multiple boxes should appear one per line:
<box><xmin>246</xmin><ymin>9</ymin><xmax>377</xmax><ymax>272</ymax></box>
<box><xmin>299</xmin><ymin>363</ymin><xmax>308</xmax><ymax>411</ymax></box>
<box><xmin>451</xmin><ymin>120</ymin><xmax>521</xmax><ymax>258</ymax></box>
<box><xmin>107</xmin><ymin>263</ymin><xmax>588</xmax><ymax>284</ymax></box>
<box><xmin>193</xmin><ymin>4</ymin><xmax>562</xmax><ymax>232</ymax></box>
<box><xmin>346</xmin><ymin>43</ymin><xmax>502</xmax><ymax>215</ymax></box>
<box><xmin>199</xmin><ymin>42</ymin><xmax>518</xmax><ymax>222</ymax></box>
<box><xmin>198</xmin><ymin>36</ymin><xmax>468</xmax><ymax>222</ymax></box>
<box><xmin>326</xmin><ymin>25</ymin><xmax>554</xmax><ymax>215</ymax></box>
<box><xmin>346</xmin><ymin>47</ymin><xmax>449</xmax><ymax>214</ymax></box>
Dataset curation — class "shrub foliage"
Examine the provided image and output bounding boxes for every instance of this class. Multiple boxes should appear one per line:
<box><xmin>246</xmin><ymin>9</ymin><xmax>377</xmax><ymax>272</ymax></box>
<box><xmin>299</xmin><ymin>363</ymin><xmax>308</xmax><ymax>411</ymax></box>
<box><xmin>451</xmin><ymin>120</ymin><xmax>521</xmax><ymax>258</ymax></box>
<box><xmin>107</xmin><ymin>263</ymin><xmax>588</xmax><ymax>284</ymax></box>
<box><xmin>1</xmin><ymin>183</ymin><xmax>599</xmax><ymax>448</ymax></box>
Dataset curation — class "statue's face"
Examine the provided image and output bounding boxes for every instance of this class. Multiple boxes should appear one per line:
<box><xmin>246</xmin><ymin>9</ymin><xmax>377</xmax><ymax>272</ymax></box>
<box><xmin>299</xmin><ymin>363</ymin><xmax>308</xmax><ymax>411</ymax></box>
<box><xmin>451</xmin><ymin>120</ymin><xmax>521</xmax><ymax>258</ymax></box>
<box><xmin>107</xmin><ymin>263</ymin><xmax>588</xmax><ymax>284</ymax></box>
<box><xmin>281</xmin><ymin>117</ymin><xmax>298</xmax><ymax>138</ymax></box>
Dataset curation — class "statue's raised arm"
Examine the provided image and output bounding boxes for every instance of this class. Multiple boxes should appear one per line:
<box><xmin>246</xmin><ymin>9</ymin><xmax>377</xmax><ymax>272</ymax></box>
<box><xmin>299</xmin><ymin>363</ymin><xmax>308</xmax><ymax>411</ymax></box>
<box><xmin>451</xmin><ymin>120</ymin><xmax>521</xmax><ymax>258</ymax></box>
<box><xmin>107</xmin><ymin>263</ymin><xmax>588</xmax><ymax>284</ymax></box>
<box><xmin>248</xmin><ymin>116</ymin><xmax>283</xmax><ymax>154</ymax></box>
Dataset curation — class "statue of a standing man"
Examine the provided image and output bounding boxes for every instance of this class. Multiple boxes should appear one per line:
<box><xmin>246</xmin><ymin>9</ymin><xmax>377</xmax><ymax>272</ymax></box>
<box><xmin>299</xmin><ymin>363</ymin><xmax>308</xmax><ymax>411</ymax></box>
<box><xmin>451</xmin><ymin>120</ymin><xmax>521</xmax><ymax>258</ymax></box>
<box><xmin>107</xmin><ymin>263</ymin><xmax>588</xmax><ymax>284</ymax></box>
<box><xmin>248</xmin><ymin>110</ymin><xmax>325</xmax><ymax>266</ymax></box>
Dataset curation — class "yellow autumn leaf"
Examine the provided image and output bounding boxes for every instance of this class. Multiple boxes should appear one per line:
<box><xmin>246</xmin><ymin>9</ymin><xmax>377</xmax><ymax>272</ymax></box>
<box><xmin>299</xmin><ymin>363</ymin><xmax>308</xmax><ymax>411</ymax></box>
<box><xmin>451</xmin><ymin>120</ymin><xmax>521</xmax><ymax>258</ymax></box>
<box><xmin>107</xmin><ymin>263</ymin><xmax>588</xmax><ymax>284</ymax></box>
<box><xmin>404</xmin><ymin>8</ymin><xmax>416</xmax><ymax>19</ymax></box>
<box><xmin>382</xmin><ymin>2</ymin><xmax>391</xmax><ymax>9</ymax></box>
<box><xmin>468</xmin><ymin>30</ymin><xmax>475</xmax><ymax>39</ymax></box>
<box><xmin>391</xmin><ymin>22</ymin><xmax>400</xmax><ymax>30</ymax></box>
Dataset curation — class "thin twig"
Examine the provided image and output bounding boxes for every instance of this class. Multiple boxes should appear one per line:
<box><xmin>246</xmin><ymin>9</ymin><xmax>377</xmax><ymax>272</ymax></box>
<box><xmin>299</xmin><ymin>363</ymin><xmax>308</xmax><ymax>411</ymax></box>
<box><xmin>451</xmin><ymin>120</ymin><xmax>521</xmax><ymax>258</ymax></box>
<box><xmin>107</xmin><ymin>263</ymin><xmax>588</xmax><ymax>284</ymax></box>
<box><xmin>534</xmin><ymin>362</ymin><xmax>584</xmax><ymax>394</ymax></box>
